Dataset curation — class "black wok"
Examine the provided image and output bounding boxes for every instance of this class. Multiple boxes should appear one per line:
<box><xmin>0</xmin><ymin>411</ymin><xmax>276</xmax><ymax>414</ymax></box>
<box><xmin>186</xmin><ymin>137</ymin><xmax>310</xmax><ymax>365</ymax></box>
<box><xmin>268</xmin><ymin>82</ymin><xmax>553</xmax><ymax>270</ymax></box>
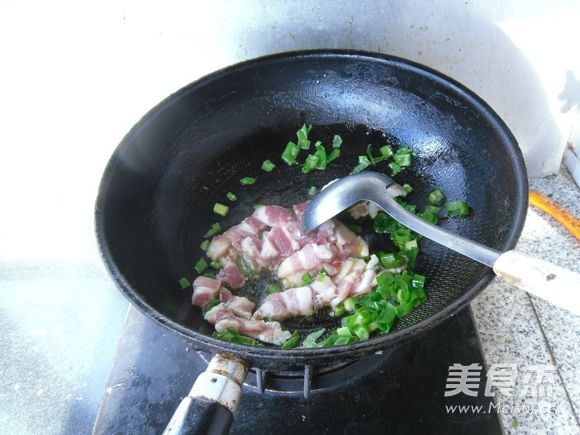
<box><xmin>95</xmin><ymin>50</ymin><xmax>527</xmax><ymax>433</ymax></box>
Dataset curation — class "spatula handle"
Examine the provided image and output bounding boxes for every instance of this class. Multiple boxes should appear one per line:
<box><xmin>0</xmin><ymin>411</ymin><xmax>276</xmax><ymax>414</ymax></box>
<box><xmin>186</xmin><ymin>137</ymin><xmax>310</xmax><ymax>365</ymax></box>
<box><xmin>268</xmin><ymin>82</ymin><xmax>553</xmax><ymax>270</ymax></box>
<box><xmin>493</xmin><ymin>250</ymin><xmax>580</xmax><ymax>315</ymax></box>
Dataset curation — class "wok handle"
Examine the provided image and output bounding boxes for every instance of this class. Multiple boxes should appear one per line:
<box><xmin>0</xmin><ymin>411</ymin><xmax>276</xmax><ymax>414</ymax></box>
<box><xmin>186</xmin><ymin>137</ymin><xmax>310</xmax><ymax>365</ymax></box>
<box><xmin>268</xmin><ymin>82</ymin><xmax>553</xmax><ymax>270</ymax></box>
<box><xmin>493</xmin><ymin>250</ymin><xmax>580</xmax><ymax>316</ymax></box>
<box><xmin>163</xmin><ymin>353</ymin><xmax>249</xmax><ymax>435</ymax></box>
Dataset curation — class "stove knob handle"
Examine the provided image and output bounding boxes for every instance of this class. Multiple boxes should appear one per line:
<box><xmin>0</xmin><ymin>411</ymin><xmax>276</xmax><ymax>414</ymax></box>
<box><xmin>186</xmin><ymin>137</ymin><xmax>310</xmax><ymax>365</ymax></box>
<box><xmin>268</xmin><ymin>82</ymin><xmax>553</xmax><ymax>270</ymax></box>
<box><xmin>163</xmin><ymin>353</ymin><xmax>249</xmax><ymax>435</ymax></box>
<box><xmin>163</xmin><ymin>396</ymin><xmax>233</xmax><ymax>435</ymax></box>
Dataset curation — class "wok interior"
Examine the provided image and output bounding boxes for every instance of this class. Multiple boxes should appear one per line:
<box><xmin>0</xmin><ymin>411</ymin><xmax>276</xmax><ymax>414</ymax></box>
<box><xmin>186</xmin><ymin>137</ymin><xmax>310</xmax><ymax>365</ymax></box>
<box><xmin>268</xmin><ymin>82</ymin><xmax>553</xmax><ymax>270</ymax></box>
<box><xmin>98</xmin><ymin>53</ymin><xmax>524</xmax><ymax>350</ymax></box>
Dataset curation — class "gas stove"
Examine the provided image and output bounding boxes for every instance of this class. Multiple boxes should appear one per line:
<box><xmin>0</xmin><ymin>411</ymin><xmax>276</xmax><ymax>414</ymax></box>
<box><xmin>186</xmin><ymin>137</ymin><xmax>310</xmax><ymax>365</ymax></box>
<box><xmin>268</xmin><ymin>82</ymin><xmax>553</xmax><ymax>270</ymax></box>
<box><xmin>93</xmin><ymin>306</ymin><xmax>500</xmax><ymax>434</ymax></box>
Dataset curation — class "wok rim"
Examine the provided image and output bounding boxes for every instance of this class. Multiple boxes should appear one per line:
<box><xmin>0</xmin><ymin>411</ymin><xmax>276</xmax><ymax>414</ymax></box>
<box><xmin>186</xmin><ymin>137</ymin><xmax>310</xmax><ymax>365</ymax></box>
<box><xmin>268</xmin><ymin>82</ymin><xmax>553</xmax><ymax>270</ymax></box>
<box><xmin>95</xmin><ymin>49</ymin><xmax>528</xmax><ymax>366</ymax></box>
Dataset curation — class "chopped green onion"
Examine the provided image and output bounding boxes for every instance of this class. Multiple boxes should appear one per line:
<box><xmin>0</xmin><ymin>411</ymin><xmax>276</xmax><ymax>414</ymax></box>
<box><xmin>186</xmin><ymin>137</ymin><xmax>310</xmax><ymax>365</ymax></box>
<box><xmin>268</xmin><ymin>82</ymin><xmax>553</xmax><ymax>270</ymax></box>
<box><xmin>240</xmin><ymin>177</ymin><xmax>257</xmax><ymax>186</ymax></box>
<box><xmin>300</xmin><ymin>328</ymin><xmax>326</xmax><ymax>348</ymax></box>
<box><xmin>328</xmin><ymin>148</ymin><xmax>341</xmax><ymax>163</ymax></box>
<box><xmin>344</xmin><ymin>297</ymin><xmax>356</xmax><ymax>312</ymax></box>
<box><xmin>446</xmin><ymin>200</ymin><xmax>469</xmax><ymax>216</ymax></box>
<box><xmin>333</xmin><ymin>304</ymin><xmax>346</xmax><ymax>316</ymax></box>
<box><xmin>203</xmin><ymin>271</ymin><xmax>216</xmax><ymax>279</ymax></box>
<box><xmin>332</xmin><ymin>134</ymin><xmax>342</xmax><ymax>148</ymax></box>
<box><xmin>214</xmin><ymin>327</ymin><xmax>263</xmax><ymax>346</ymax></box>
<box><xmin>379</xmin><ymin>252</ymin><xmax>407</xmax><ymax>269</ymax></box>
<box><xmin>226</xmin><ymin>192</ymin><xmax>237</xmax><ymax>202</ymax></box>
<box><xmin>302</xmin><ymin>153</ymin><xmax>319</xmax><ymax>174</ymax></box>
<box><xmin>281</xmin><ymin>332</ymin><xmax>301</xmax><ymax>349</ymax></box>
<box><xmin>393</xmin><ymin>148</ymin><xmax>413</xmax><ymax>167</ymax></box>
<box><xmin>313</xmin><ymin>142</ymin><xmax>328</xmax><ymax>170</ymax></box>
<box><xmin>213</xmin><ymin>203</ymin><xmax>230</xmax><ymax>217</ymax></box>
<box><xmin>261</xmin><ymin>160</ymin><xmax>276</xmax><ymax>172</ymax></box>
<box><xmin>424</xmin><ymin>205</ymin><xmax>440</xmax><ymax>214</ymax></box>
<box><xmin>354</xmin><ymin>326</ymin><xmax>370</xmax><ymax>341</ymax></box>
<box><xmin>194</xmin><ymin>257</ymin><xmax>209</xmax><ymax>274</ymax></box>
<box><xmin>366</xmin><ymin>144</ymin><xmax>385</xmax><ymax>164</ymax></box>
<box><xmin>428</xmin><ymin>189</ymin><xmax>445</xmax><ymax>205</ymax></box>
<box><xmin>297</xmin><ymin>123</ymin><xmax>312</xmax><ymax>150</ymax></box>
<box><xmin>282</xmin><ymin>141</ymin><xmax>300</xmax><ymax>165</ymax></box>
<box><xmin>350</xmin><ymin>155</ymin><xmax>372</xmax><ymax>174</ymax></box>
<box><xmin>301</xmin><ymin>272</ymin><xmax>314</xmax><ymax>285</ymax></box>
<box><xmin>308</xmin><ymin>185</ymin><xmax>318</xmax><ymax>196</ymax></box>
<box><xmin>200</xmin><ymin>240</ymin><xmax>210</xmax><ymax>251</ymax></box>
<box><xmin>210</xmin><ymin>260</ymin><xmax>222</xmax><ymax>270</ymax></box>
<box><xmin>379</xmin><ymin>145</ymin><xmax>393</xmax><ymax>159</ymax></box>
<box><xmin>402</xmin><ymin>183</ymin><xmax>413</xmax><ymax>194</ymax></box>
<box><xmin>178</xmin><ymin>277</ymin><xmax>190</xmax><ymax>289</ymax></box>
<box><xmin>388</xmin><ymin>161</ymin><xmax>404</xmax><ymax>176</ymax></box>
<box><xmin>317</xmin><ymin>269</ymin><xmax>328</xmax><ymax>280</ymax></box>
<box><xmin>204</xmin><ymin>222</ymin><xmax>222</xmax><ymax>238</ymax></box>
<box><xmin>268</xmin><ymin>283</ymin><xmax>282</xmax><ymax>293</ymax></box>
<box><xmin>419</xmin><ymin>211</ymin><xmax>438</xmax><ymax>224</ymax></box>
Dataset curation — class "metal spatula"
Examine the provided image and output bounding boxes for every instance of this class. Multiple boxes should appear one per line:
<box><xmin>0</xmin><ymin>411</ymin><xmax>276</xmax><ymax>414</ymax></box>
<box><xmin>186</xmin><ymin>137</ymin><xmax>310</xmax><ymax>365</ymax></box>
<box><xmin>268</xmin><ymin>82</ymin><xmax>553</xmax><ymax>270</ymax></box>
<box><xmin>301</xmin><ymin>172</ymin><xmax>580</xmax><ymax>315</ymax></box>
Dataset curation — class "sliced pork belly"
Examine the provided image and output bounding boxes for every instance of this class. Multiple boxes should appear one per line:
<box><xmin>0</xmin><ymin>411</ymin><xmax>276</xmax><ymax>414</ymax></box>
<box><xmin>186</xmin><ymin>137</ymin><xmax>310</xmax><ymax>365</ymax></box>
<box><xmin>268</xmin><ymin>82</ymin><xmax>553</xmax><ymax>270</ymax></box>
<box><xmin>253</xmin><ymin>275</ymin><xmax>339</xmax><ymax>321</ymax></box>
<box><xmin>292</xmin><ymin>200</ymin><xmax>310</xmax><ymax>220</ymax></box>
<box><xmin>253</xmin><ymin>286</ymin><xmax>315</xmax><ymax>321</ymax></box>
<box><xmin>217</xmin><ymin>261</ymin><xmax>246</xmax><ymax>289</ymax></box>
<box><xmin>218</xmin><ymin>288</ymin><xmax>255</xmax><ymax>319</ymax></box>
<box><xmin>348</xmin><ymin>201</ymin><xmax>380</xmax><ymax>219</ymax></box>
<box><xmin>204</xmin><ymin>304</ymin><xmax>291</xmax><ymax>345</ymax></box>
<box><xmin>277</xmin><ymin>243</ymin><xmax>334</xmax><ymax>279</ymax></box>
<box><xmin>252</xmin><ymin>205</ymin><xmax>292</xmax><ymax>227</ymax></box>
<box><xmin>191</xmin><ymin>276</ymin><xmax>222</xmax><ymax>307</ymax></box>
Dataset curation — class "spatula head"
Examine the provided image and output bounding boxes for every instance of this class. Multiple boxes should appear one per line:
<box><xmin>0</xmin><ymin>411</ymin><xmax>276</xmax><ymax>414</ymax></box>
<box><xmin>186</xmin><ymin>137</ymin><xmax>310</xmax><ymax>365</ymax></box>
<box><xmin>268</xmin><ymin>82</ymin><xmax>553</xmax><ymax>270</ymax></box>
<box><xmin>301</xmin><ymin>172</ymin><xmax>405</xmax><ymax>234</ymax></box>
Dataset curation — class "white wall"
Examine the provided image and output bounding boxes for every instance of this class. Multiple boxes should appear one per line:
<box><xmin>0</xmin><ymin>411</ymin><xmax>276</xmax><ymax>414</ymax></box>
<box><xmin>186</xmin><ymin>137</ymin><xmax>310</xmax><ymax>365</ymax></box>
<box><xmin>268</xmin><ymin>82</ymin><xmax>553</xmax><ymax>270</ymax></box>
<box><xmin>1</xmin><ymin>0</ymin><xmax>579</xmax><ymax>263</ymax></box>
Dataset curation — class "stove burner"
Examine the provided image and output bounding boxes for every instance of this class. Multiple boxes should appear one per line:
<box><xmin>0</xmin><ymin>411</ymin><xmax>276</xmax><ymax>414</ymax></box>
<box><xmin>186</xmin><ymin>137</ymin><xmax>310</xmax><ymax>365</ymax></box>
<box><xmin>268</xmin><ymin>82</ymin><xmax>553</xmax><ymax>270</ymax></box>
<box><xmin>198</xmin><ymin>350</ymin><xmax>393</xmax><ymax>398</ymax></box>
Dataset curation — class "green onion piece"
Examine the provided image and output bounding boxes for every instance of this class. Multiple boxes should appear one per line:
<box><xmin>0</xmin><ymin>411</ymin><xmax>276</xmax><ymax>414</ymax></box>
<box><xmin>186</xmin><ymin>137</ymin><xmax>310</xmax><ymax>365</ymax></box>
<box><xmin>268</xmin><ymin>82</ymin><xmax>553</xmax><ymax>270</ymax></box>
<box><xmin>213</xmin><ymin>203</ymin><xmax>230</xmax><ymax>217</ymax></box>
<box><xmin>332</xmin><ymin>134</ymin><xmax>342</xmax><ymax>148</ymax></box>
<box><xmin>366</xmin><ymin>144</ymin><xmax>385</xmax><ymax>164</ymax></box>
<box><xmin>354</xmin><ymin>326</ymin><xmax>370</xmax><ymax>341</ymax></box>
<box><xmin>402</xmin><ymin>183</ymin><xmax>413</xmax><ymax>194</ymax></box>
<box><xmin>261</xmin><ymin>160</ymin><xmax>276</xmax><ymax>172</ymax></box>
<box><xmin>333</xmin><ymin>335</ymin><xmax>355</xmax><ymax>346</ymax></box>
<box><xmin>302</xmin><ymin>154</ymin><xmax>319</xmax><ymax>173</ymax></box>
<box><xmin>419</xmin><ymin>211</ymin><xmax>438</xmax><ymax>224</ymax></box>
<box><xmin>404</xmin><ymin>239</ymin><xmax>418</xmax><ymax>250</ymax></box>
<box><xmin>281</xmin><ymin>332</ymin><xmax>301</xmax><ymax>349</ymax></box>
<box><xmin>300</xmin><ymin>328</ymin><xmax>326</xmax><ymax>348</ymax></box>
<box><xmin>428</xmin><ymin>189</ymin><xmax>445</xmax><ymax>205</ymax></box>
<box><xmin>327</xmin><ymin>148</ymin><xmax>341</xmax><ymax>162</ymax></box>
<box><xmin>282</xmin><ymin>141</ymin><xmax>300</xmax><ymax>165</ymax></box>
<box><xmin>336</xmin><ymin>326</ymin><xmax>352</xmax><ymax>336</ymax></box>
<box><xmin>380</xmin><ymin>145</ymin><xmax>394</xmax><ymax>159</ymax></box>
<box><xmin>350</xmin><ymin>155</ymin><xmax>372</xmax><ymax>174</ymax></box>
<box><xmin>333</xmin><ymin>304</ymin><xmax>346</xmax><ymax>317</ymax></box>
<box><xmin>376</xmin><ymin>303</ymin><xmax>398</xmax><ymax>332</ymax></box>
<box><xmin>200</xmin><ymin>240</ymin><xmax>210</xmax><ymax>251</ymax></box>
<box><xmin>194</xmin><ymin>257</ymin><xmax>209</xmax><ymax>274</ymax></box>
<box><xmin>393</xmin><ymin>148</ymin><xmax>413</xmax><ymax>167</ymax></box>
<box><xmin>178</xmin><ymin>277</ymin><xmax>190</xmax><ymax>289</ymax></box>
<box><xmin>446</xmin><ymin>200</ymin><xmax>469</xmax><ymax>216</ymax></box>
<box><xmin>214</xmin><ymin>327</ymin><xmax>263</xmax><ymax>346</ymax></box>
<box><xmin>344</xmin><ymin>297</ymin><xmax>356</xmax><ymax>312</ymax></box>
<box><xmin>297</xmin><ymin>123</ymin><xmax>312</xmax><ymax>150</ymax></box>
<box><xmin>411</xmin><ymin>273</ymin><xmax>426</xmax><ymax>289</ymax></box>
<box><xmin>313</xmin><ymin>142</ymin><xmax>328</xmax><ymax>170</ymax></box>
<box><xmin>301</xmin><ymin>272</ymin><xmax>314</xmax><ymax>285</ymax></box>
<box><xmin>203</xmin><ymin>271</ymin><xmax>216</xmax><ymax>279</ymax></box>
<box><xmin>204</xmin><ymin>222</ymin><xmax>222</xmax><ymax>238</ymax></box>
<box><xmin>226</xmin><ymin>192</ymin><xmax>237</xmax><ymax>201</ymax></box>
<box><xmin>424</xmin><ymin>205</ymin><xmax>440</xmax><ymax>214</ymax></box>
<box><xmin>379</xmin><ymin>252</ymin><xmax>407</xmax><ymax>268</ymax></box>
<box><xmin>210</xmin><ymin>260</ymin><xmax>221</xmax><ymax>270</ymax></box>
<box><xmin>317</xmin><ymin>269</ymin><xmax>328</xmax><ymax>280</ymax></box>
<box><xmin>308</xmin><ymin>185</ymin><xmax>318</xmax><ymax>196</ymax></box>
<box><xmin>240</xmin><ymin>177</ymin><xmax>257</xmax><ymax>186</ymax></box>
<box><xmin>388</xmin><ymin>161</ymin><xmax>404</xmax><ymax>176</ymax></box>
<box><xmin>253</xmin><ymin>203</ymin><xmax>264</xmax><ymax>209</ymax></box>
<box><xmin>268</xmin><ymin>283</ymin><xmax>282</xmax><ymax>293</ymax></box>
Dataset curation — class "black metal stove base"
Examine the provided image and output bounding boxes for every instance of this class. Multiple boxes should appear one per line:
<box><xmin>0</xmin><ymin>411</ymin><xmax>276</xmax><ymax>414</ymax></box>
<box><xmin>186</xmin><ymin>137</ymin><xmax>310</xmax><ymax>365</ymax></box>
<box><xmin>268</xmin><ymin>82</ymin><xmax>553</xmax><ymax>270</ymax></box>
<box><xmin>93</xmin><ymin>307</ymin><xmax>501</xmax><ymax>435</ymax></box>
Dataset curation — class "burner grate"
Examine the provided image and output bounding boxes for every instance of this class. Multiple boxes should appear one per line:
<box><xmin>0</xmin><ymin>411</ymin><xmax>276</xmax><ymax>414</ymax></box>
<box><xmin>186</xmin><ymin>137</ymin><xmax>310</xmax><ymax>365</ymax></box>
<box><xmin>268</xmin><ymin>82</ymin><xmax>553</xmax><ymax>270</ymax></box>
<box><xmin>198</xmin><ymin>350</ymin><xmax>393</xmax><ymax>398</ymax></box>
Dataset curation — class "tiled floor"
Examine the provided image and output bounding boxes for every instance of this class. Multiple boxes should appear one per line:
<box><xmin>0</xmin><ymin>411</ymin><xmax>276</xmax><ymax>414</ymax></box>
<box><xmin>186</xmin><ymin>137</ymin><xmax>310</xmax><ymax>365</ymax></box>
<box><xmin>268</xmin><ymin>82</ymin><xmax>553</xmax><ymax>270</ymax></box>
<box><xmin>471</xmin><ymin>166</ymin><xmax>580</xmax><ymax>433</ymax></box>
